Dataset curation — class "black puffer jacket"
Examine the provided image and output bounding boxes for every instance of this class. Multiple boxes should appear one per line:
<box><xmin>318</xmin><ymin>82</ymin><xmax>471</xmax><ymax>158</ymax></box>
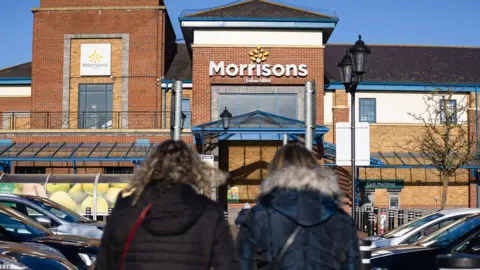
<box><xmin>95</xmin><ymin>182</ymin><xmax>240</xmax><ymax>270</ymax></box>
<box><xmin>236</xmin><ymin>167</ymin><xmax>361</xmax><ymax>270</ymax></box>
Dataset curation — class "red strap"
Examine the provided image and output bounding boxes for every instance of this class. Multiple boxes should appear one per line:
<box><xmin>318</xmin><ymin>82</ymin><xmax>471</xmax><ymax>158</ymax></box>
<box><xmin>119</xmin><ymin>202</ymin><xmax>153</xmax><ymax>270</ymax></box>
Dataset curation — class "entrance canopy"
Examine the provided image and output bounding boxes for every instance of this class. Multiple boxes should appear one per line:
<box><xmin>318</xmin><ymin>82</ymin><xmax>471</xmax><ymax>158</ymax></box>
<box><xmin>192</xmin><ymin>110</ymin><xmax>329</xmax><ymax>145</ymax></box>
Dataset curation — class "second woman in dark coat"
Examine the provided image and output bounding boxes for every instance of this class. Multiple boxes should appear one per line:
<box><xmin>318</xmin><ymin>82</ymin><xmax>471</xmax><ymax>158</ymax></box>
<box><xmin>95</xmin><ymin>140</ymin><xmax>240</xmax><ymax>270</ymax></box>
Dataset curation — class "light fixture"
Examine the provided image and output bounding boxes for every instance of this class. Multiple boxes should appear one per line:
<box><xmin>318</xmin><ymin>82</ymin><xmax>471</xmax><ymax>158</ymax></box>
<box><xmin>220</xmin><ymin>107</ymin><xmax>232</xmax><ymax>131</ymax></box>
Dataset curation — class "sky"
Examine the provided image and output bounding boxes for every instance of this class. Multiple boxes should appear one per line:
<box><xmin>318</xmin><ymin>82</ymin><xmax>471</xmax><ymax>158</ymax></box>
<box><xmin>1</xmin><ymin>0</ymin><xmax>480</xmax><ymax>69</ymax></box>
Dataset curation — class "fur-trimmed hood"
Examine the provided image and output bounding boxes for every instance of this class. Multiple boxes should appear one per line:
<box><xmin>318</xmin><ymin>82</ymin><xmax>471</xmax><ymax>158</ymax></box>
<box><xmin>259</xmin><ymin>166</ymin><xmax>345</xmax><ymax>226</ymax></box>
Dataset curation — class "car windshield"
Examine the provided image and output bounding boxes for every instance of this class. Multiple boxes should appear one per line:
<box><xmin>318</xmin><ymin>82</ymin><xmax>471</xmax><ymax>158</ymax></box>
<box><xmin>0</xmin><ymin>207</ymin><xmax>50</xmax><ymax>242</ymax></box>
<box><xmin>417</xmin><ymin>215</ymin><xmax>480</xmax><ymax>248</ymax></box>
<box><xmin>382</xmin><ymin>213</ymin><xmax>444</xmax><ymax>239</ymax></box>
<box><xmin>26</xmin><ymin>197</ymin><xmax>92</xmax><ymax>223</ymax></box>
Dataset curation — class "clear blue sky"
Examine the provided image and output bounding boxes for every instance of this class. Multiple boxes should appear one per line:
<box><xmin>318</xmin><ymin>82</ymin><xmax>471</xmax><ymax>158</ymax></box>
<box><xmin>1</xmin><ymin>0</ymin><xmax>479</xmax><ymax>69</ymax></box>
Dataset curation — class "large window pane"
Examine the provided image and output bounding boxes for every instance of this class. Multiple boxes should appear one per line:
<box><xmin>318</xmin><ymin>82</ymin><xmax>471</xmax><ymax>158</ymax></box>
<box><xmin>219</xmin><ymin>95</ymin><xmax>238</xmax><ymax>117</ymax></box>
<box><xmin>277</xmin><ymin>95</ymin><xmax>297</xmax><ymax>118</ymax></box>
<box><xmin>257</xmin><ymin>95</ymin><xmax>276</xmax><ymax>115</ymax></box>
<box><xmin>238</xmin><ymin>95</ymin><xmax>258</xmax><ymax>115</ymax></box>
<box><xmin>359</xmin><ymin>98</ymin><xmax>376</xmax><ymax>123</ymax></box>
<box><xmin>78</xmin><ymin>84</ymin><xmax>113</xmax><ymax>129</ymax></box>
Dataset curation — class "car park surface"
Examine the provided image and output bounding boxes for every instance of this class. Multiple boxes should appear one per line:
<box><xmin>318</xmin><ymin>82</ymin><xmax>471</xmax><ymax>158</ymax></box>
<box><xmin>366</xmin><ymin>208</ymin><xmax>480</xmax><ymax>248</ymax></box>
<box><xmin>0</xmin><ymin>204</ymin><xmax>99</xmax><ymax>269</ymax></box>
<box><xmin>371</xmin><ymin>213</ymin><xmax>480</xmax><ymax>270</ymax></box>
<box><xmin>0</xmin><ymin>194</ymin><xmax>105</xmax><ymax>238</ymax></box>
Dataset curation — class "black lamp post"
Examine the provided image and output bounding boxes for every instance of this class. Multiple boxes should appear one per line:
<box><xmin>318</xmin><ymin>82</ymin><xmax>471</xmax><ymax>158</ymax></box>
<box><xmin>338</xmin><ymin>35</ymin><xmax>371</xmax><ymax>220</ymax></box>
<box><xmin>220</xmin><ymin>107</ymin><xmax>232</xmax><ymax>131</ymax></box>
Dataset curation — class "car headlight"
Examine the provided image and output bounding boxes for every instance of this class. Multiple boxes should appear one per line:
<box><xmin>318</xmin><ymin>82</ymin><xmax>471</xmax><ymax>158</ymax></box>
<box><xmin>372</xmin><ymin>250</ymin><xmax>393</xmax><ymax>257</ymax></box>
<box><xmin>78</xmin><ymin>253</ymin><xmax>96</xmax><ymax>266</ymax></box>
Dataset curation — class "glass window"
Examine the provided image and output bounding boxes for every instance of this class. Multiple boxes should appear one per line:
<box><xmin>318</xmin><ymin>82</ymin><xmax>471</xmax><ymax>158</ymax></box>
<box><xmin>219</xmin><ymin>94</ymin><xmax>297</xmax><ymax>119</ymax></box>
<box><xmin>78</xmin><ymin>84</ymin><xmax>113</xmax><ymax>129</ymax></box>
<box><xmin>14</xmin><ymin>167</ymin><xmax>46</xmax><ymax>174</ymax></box>
<box><xmin>418</xmin><ymin>215</ymin><xmax>480</xmax><ymax>248</ymax></box>
<box><xmin>182</xmin><ymin>99</ymin><xmax>191</xmax><ymax>128</ymax></box>
<box><xmin>0</xmin><ymin>211</ymin><xmax>49</xmax><ymax>242</ymax></box>
<box><xmin>359</xmin><ymin>98</ymin><xmax>376</xmax><ymax>123</ymax></box>
<box><xmin>104</xmin><ymin>167</ymin><xmax>134</xmax><ymax>174</ymax></box>
<box><xmin>26</xmin><ymin>197</ymin><xmax>92</xmax><ymax>224</ymax></box>
<box><xmin>383</xmin><ymin>213</ymin><xmax>444</xmax><ymax>238</ymax></box>
<box><xmin>440</xmin><ymin>99</ymin><xmax>457</xmax><ymax>124</ymax></box>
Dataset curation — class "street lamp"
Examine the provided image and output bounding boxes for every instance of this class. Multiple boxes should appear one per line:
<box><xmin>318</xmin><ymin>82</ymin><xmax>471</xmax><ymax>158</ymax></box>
<box><xmin>220</xmin><ymin>107</ymin><xmax>232</xmax><ymax>131</ymax></box>
<box><xmin>338</xmin><ymin>35</ymin><xmax>371</xmax><ymax>220</ymax></box>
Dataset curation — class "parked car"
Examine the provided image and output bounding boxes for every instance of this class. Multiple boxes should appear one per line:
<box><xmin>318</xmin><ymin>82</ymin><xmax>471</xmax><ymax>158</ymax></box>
<box><xmin>0</xmin><ymin>204</ymin><xmax>99</xmax><ymax>270</ymax></box>
<box><xmin>0</xmin><ymin>241</ymin><xmax>77</xmax><ymax>269</ymax></box>
<box><xmin>371</xmin><ymin>213</ymin><xmax>480</xmax><ymax>270</ymax></box>
<box><xmin>0</xmin><ymin>194</ymin><xmax>105</xmax><ymax>238</ymax></box>
<box><xmin>365</xmin><ymin>208</ymin><xmax>480</xmax><ymax>248</ymax></box>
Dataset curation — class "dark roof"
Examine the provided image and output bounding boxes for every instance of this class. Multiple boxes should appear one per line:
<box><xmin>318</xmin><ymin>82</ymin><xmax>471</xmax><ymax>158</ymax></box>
<box><xmin>165</xmin><ymin>44</ymin><xmax>192</xmax><ymax>81</ymax></box>
<box><xmin>324</xmin><ymin>45</ymin><xmax>480</xmax><ymax>85</ymax></box>
<box><xmin>0</xmin><ymin>62</ymin><xmax>32</xmax><ymax>78</ymax></box>
<box><xmin>183</xmin><ymin>0</ymin><xmax>335</xmax><ymax>20</ymax></box>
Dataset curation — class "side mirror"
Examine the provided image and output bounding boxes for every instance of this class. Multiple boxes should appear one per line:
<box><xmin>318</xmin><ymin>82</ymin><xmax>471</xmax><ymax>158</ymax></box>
<box><xmin>35</xmin><ymin>216</ymin><xmax>52</xmax><ymax>228</ymax></box>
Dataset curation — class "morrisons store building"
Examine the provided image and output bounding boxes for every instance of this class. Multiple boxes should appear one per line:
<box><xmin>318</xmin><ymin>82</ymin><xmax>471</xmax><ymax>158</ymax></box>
<box><xmin>1</xmin><ymin>0</ymin><xmax>480</xmax><ymax>218</ymax></box>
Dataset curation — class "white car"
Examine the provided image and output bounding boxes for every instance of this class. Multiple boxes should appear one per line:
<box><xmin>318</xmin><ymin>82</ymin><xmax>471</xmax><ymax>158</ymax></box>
<box><xmin>365</xmin><ymin>208</ymin><xmax>480</xmax><ymax>249</ymax></box>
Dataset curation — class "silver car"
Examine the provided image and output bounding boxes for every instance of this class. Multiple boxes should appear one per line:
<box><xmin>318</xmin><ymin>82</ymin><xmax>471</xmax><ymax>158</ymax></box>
<box><xmin>365</xmin><ymin>208</ymin><xmax>480</xmax><ymax>249</ymax></box>
<box><xmin>0</xmin><ymin>194</ymin><xmax>105</xmax><ymax>238</ymax></box>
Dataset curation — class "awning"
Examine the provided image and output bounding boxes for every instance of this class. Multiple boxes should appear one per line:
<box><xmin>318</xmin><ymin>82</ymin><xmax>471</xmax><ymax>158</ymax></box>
<box><xmin>0</xmin><ymin>142</ymin><xmax>155</xmax><ymax>162</ymax></box>
<box><xmin>192</xmin><ymin>110</ymin><xmax>329</xmax><ymax>145</ymax></box>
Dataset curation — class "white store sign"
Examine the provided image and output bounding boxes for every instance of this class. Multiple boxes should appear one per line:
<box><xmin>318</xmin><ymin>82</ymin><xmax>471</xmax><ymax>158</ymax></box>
<box><xmin>80</xmin><ymin>44</ymin><xmax>112</xmax><ymax>76</ymax></box>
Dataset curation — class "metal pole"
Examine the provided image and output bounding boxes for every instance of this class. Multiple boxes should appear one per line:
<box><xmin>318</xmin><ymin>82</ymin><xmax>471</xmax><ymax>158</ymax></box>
<box><xmin>305</xmin><ymin>81</ymin><xmax>315</xmax><ymax>151</ymax></box>
<box><xmin>173</xmin><ymin>80</ymin><xmax>183</xmax><ymax>141</ymax></box>
<box><xmin>283</xmin><ymin>134</ymin><xmax>288</xmax><ymax>145</ymax></box>
<box><xmin>476</xmin><ymin>86</ymin><xmax>479</xmax><ymax>208</ymax></box>
<box><xmin>351</xmin><ymin>90</ymin><xmax>357</xmax><ymax>219</ymax></box>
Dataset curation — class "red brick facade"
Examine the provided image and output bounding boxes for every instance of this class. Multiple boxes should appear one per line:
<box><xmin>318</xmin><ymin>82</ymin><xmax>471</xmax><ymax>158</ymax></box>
<box><xmin>192</xmin><ymin>46</ymin><xmax>325</xmax><ymax>125</ymax></box>
<box><xmin>40</xmin><ymin>0</ymin><xmax>164</xmax><ymax>8</ymax></box>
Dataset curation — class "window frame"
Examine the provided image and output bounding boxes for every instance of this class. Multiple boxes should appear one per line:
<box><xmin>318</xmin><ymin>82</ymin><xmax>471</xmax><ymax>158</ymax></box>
<box><xmin>103</xmin><ymin>167</ymin><xmax>134</xmax><ymax>174</ymax></box>
<box><xmin>14</xmin><ymin>167</ymin><xmax>46</xmax><ymax>174</ymax></box>
<box><xmin>218</xmin><ymin>93</ymin><xmax>298</xmax><ymax>119</ymax></box>
<box><xmin>78</xmin><ymin>83</ymin><xmax>114</xmax><ymax>129</ymax></box>
<box><xmin>440</xmin><ymin>99</ymin><xmax>457</xmax><ymax>124</ymax></box>
<box><xmin>359</xmin><ymin>98</ymin><xmax>377</xmax><ymax>123</ymax></box>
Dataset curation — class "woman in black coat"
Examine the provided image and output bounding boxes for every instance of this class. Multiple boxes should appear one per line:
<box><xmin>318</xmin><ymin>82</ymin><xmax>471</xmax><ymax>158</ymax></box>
<box><xmin>95</xmin><ymin>140</ymin><xmax>240</xmax><ymax>270</ymax></box>
<box><xmin>236</xmin><ymin>144</ymin><xmax>361</xmax><ymax>270</ymax></box>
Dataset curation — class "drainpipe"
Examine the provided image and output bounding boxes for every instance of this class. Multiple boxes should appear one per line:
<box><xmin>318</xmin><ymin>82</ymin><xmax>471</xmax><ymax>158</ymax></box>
<box><xmin>163</xmin><ymin>81</ymin><xmax>169</xmax><ymax>128</ymax></box>
<box><xmin>476</xmin><ymin>86</ymin><xmax>479</xmax><ymax>207</ymax></box>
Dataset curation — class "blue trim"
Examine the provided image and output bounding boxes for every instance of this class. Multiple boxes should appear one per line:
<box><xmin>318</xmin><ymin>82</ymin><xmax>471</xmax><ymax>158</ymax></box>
<box><xmin>0</xmin><ymin>157</ymin><xmax>147</xmax><ymax>162</ymax></box>
<box><xmin>179</xmin><ymin>17</ymin><xmax>338</xmax><ymax>23</ymax></box>
<box><xmin>161</xmin><ymin>80</ymin><xmax>192</xmax><ymax>84</ymax></box>
<box><xmin>325</xmin><ymin>82</ymin><xmax>480</xmax><ymax>92</ymax></box>
<box><xmin>0</xmin><ymin>78</ymin><xmax>32</xmax><ymax>85</ymax></box>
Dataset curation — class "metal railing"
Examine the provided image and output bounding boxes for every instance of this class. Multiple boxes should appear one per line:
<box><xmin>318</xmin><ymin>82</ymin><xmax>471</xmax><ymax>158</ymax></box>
<box><xmin>0</xmin><ymin>111</ymin><xmax>192</xmax><ymax>130</ymax></box>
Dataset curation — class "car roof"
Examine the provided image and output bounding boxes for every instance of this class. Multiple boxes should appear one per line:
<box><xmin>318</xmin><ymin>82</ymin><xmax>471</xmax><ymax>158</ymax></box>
<box><xmin>437</xmin><ymin>208</ymin><xmax>480</xmax><ymax>216</ymax></box>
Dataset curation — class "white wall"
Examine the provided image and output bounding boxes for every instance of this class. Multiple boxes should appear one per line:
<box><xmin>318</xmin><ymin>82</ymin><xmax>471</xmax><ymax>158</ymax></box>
<box><xmin>324</xmin><ymin>91</ymin><xmax>333</xmax><ymax>124</ymax></box>
<box><xmin>0</xmin><ymin>86</ymin><xmax>31</xmax><ymax>97</ymax></box>
<box><xmin>194</xmin><ymin>29</ymin><xmax>323</xmax><ymax>46</ymax></box>
<box><xmin>350</xmin><ymin>92</ymin><xmax>469</xmax><ymax>124</ymax></box>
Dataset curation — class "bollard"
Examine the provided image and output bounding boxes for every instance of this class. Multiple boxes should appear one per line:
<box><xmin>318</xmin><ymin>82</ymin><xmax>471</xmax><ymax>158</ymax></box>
<box><xmin>398</xmin><ymin>210</ymin><xmax>404</xmax><ymax>226</ymax></box>
<box><xmin>224</xmin><ymin>211</ymin><xmax>228</xmax><ymax>221</ymax></box>
<box><xmin>436</xmin><ymin>254</ymin><xmax>480</xmax><ymax>269</ymax></box>
<box><xmin>416</xmin><ymin>212</ymin><xmax>422</xmax><ymax>219</ymax></box>
<box><xmin>359</xmin><ymin>240</ymin><xmax>372</xmax><ymax>270</ymax></box>
<box><xmin>355</xmin><ymin>206</ymin><xmax>361</xmax><ymax>230</ymax></box>
<box><xmin>363</xmin><ymin>206</ymin><xmax>371</xmax><ymax>233</ymax></box>
<box><xmin>106</xmin><ymin>208</ymin><xmax>113</xmax><ymax>222</ymax></box>
<box><xmin>408</xmin><ymin>211</ymin><xmax>415</xmax><ymax>222</ymax></box>
<box><xmin>85</xmin><ymin>207</ymin><xmax>92</xmax><ymax>220</ymax></box>
<box><xmin>388</xmin><ymin>209</ymin><xmax>395</xmax><ymax>231</ymax></box>
<box><xmin>368</xmin><ymin>212</ymin><xmax>375</xmax><ymax>236</ymax></box>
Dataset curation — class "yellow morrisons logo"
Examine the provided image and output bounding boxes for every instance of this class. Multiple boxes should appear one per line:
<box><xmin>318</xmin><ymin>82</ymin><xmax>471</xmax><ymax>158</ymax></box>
<box><xmin>249</xmin><ymin>46</ymin><xmax>269</xmax><ymax>63</ymax></box>
<box><xmin>88</xmin><ymin>50</ymin><xmax>103</xmax><ymax>63</ymax></box>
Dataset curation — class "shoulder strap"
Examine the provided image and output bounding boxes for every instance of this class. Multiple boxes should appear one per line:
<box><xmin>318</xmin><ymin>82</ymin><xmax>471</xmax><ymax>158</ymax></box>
<box><xmin>119</xmin><ymin>202</ymin><xmax>153</xmax><ymax>270</ymax></box>
<box><xmin>270</xmin><ymin>226</ymin><xmax>302</xmax><ymax>270</ymax></box>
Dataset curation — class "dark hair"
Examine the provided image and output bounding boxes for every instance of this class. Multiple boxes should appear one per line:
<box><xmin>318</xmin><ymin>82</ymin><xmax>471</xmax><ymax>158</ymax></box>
<box><xmin>268</xmin><ymin>144</ymin><xmax>318</xmax><ymax>173</ymax></box>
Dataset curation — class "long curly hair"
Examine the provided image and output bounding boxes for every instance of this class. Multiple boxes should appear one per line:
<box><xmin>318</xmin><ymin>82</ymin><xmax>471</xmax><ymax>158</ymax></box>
<box><xmin>125</xmin><ymin>140</ymin><xmax>227</xmax><ymax>205</ymax></box>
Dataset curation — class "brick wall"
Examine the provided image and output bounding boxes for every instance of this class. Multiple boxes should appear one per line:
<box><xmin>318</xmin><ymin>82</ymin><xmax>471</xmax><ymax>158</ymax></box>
<box><xmin>32</xmin><ymin>8</ymin><xmax>169</xmax><ymax>114</ymax></box>
<box><xmin>192</xmin><ymin>46</ymin><xmax>325</xmax><ymax>126</ymax></box>
<box><xmin>40</xmin><ymin>0</ymin><xmax>164</xmax><ymax>8</ymax></box>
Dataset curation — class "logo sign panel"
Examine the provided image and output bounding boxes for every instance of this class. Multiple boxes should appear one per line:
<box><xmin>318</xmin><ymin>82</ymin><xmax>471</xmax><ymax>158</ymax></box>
<box><xmin>209</xmin><ymin>46</ymin><xmax>308</xmax><ymax>84</ymax></box>
<box><xmin>361</xmin><ymin>180</ymin><xmax>405</xmax><ymax>190</ymax></box>
<box><xmin>80</xmin><ymin>44</ymin><xmax>112</xmax><ymax>76</ymax></box>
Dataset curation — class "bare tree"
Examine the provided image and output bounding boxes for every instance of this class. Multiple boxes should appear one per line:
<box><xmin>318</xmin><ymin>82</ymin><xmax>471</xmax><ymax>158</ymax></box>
<box><xmin>406</xmin><ymin>88</ymin><xmax>477</xmax><ymax>210</ymax></box>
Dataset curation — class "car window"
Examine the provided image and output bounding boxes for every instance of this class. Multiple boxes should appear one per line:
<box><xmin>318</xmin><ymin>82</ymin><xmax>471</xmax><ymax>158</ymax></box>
<box><xmin>26</xmin><ymin>197</ymin><xmax>92</xmax><ymax>223</ymax></box>
<box><xmin>418</xmin><ymin>215</ymin><xmax>480</xmax><ymax>248</ymax></box>
<box><xmin>0</xmin><ymin>212</ymin><xmax>49</xmax><ymax>241</ymax></box>
<box><xmin>424</xmin><ymin>224</ymin><xmax>441</xmax><ymax>236</ymax></box>
<box><xmin>403</xmin><ymin>232</ymin><xmax>422</xmax><ymax>244</ymax></box>
<box><xmin>383</xmin><ymin>213</ymin><xmax>444</xmax><ymax>239</ymax></box>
